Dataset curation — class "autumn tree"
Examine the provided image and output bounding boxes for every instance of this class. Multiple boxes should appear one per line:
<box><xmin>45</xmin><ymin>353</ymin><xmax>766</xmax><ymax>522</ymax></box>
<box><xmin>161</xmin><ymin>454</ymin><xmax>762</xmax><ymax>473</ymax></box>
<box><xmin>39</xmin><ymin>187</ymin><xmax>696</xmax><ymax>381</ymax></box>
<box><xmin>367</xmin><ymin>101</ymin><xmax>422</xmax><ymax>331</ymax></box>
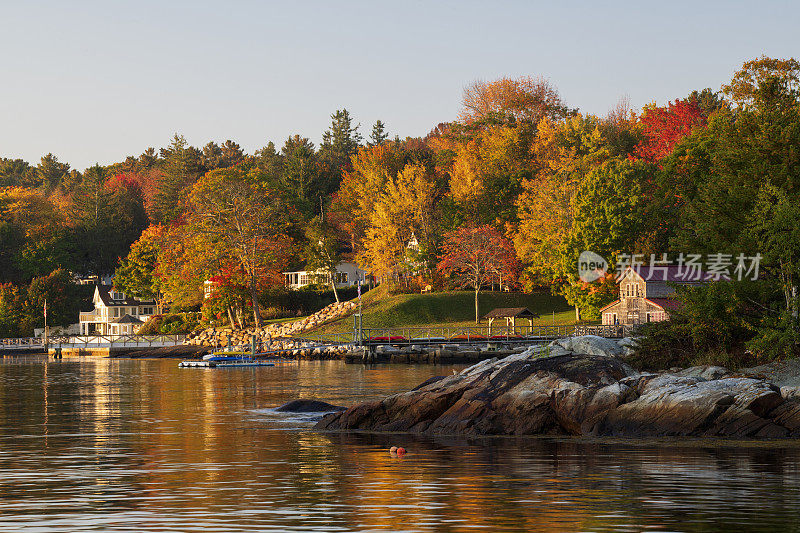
<box><xmin>632</xmin><ymin>99</ymin><xmax>707</xmax><ymax>163</ymax></box>
<box><xmin>360</xmin><ymin>163</ymin><xmax>438</xmax><ymax>281</ymax></box>
<box><xmin>722</xmin><ymin>55</ymin><xmax>800</xmax><ymax>108</ymax></box>
<box><xmin>187</xmin><ymin>163</ymin><xmax>292</xmax><ymax>326</ymax></box>
<box><xmin>459</xmin><ymin>76</ymin><xmax>571</xmax><ymax>127</ymax></box>
<box><xmin>437</xmin><ymin>225</ymin><xmax>520</xmax><ymax>323</ymax></box>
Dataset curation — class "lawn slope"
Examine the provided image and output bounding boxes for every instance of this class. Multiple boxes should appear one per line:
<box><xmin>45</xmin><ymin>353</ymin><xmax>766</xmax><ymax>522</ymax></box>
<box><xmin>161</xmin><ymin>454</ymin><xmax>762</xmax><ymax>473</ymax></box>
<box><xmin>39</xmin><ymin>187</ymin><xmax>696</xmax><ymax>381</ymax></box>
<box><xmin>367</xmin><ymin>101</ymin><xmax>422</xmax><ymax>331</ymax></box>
<box><xmin>308</xmin><ymin>285</ymin><xmax>575</xmax><ymax>335</ymax></box>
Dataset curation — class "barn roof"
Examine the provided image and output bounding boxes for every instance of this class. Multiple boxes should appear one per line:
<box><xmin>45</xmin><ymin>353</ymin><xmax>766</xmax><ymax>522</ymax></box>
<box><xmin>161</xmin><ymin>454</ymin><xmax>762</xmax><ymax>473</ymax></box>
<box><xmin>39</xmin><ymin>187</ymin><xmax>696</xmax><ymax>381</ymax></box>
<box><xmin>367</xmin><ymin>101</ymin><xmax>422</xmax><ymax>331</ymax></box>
<box><xmin>647</xmin><ymin>298</ymin><xmax>682</xmax><ymax>311</ymax></box>
<box><xmin>482</xmin><ymin>307</ymin><xmax>540</xmax><ymax>319</ymax></box>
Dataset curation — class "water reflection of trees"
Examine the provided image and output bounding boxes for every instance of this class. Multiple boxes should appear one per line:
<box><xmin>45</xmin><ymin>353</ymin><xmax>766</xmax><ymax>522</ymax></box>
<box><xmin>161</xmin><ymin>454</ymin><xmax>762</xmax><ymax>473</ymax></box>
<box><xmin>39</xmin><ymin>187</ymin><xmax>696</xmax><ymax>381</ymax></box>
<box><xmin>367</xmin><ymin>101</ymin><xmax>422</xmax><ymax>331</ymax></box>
<box><xmin>0</xmin><ymin>359</ymin><xmax>799</xmax><ymax>531</ymax></box>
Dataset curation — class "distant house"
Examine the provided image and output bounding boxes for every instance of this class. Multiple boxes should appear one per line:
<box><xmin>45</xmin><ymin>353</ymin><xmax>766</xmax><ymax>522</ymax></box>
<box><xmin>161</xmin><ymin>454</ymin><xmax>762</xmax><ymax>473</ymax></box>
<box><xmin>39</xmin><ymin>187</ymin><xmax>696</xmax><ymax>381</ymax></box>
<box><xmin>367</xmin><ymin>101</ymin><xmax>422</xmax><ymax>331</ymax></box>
<box><xmin>600</xmin><ymin>266</ymin><xmax>707</xmax><ymax>326</ymax></box>
<box><xmin>79</xmin><ymin>285</ymin><xmax>157</xmax><ymax>335</ymax></box>
<box><xmin>283</xmin><ymin>262</ymin><xmax>369</xmax><ymax>290</ymax></box>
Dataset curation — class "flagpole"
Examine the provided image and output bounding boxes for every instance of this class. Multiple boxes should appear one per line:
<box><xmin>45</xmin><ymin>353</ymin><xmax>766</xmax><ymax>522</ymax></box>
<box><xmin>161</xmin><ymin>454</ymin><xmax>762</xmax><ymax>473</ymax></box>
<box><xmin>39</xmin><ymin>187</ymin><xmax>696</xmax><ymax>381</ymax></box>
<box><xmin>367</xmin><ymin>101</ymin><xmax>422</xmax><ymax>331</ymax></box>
<box><xmin>44</xmin><ymin>299</ymin><xmax>49</xmax><ymax>355</ymax></box>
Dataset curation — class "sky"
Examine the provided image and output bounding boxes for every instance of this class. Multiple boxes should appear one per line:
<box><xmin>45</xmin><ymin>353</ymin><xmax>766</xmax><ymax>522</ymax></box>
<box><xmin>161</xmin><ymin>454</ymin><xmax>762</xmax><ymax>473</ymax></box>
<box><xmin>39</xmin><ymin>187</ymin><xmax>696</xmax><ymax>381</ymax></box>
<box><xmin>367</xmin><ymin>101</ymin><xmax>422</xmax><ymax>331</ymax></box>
<box><xmin>1</xmin><ymin>0</ymin><xmax>798</xmax><ymax>170</ymax></box>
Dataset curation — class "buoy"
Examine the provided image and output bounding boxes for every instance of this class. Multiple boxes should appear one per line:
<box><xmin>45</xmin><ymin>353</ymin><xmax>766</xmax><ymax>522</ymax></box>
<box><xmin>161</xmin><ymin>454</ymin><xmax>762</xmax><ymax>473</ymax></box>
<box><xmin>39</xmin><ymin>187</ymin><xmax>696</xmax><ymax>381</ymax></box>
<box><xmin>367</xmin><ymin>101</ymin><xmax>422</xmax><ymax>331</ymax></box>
<box><xmin>389</xmin><ymin>446</ymin><xmax>398</xmax><ymax>454</ymax></box>
<box><xmin>396</xmin><ymin>447</ymin><xmax>406</xmax><ymax>456</ymax></box>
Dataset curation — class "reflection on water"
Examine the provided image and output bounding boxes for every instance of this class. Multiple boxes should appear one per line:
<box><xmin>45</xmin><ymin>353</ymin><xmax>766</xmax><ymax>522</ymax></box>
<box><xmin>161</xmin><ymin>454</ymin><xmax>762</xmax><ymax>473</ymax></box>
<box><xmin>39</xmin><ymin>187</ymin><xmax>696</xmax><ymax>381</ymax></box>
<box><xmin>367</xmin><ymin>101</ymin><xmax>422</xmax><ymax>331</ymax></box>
<box><xmin>0</xmin><ymin>357</ymin><xmax>798</xmax><ymax>532</ymax></box>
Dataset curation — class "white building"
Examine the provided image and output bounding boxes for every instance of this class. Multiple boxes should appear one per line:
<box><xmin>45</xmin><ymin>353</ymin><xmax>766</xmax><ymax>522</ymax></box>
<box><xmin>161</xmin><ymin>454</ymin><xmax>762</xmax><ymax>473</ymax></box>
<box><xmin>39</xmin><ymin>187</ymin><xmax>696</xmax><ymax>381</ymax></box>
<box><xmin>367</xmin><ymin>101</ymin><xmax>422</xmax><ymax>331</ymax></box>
<box><xmin>283</xmin><ymin>262</ymin><xmax>369</xmax><ymax>290</ymax></box>
<box><xmin>79</xmin><ymin>285</ymin><xmax>157</xmax><ymax>335</ymax></box>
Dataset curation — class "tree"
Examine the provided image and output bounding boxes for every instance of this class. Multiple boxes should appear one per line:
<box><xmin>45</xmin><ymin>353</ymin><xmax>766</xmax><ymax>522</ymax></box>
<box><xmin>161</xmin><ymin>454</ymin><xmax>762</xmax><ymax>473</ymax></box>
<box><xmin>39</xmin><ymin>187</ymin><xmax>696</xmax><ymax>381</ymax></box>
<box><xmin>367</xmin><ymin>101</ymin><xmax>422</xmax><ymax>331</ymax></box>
<box><xmin>71</xmin><ymin>167</ymin><xmax>148</xmax><ymax>275</ymax></box>
<box><xmin>155</xmin><ymin>134</ymin><xmax>197</xmax><ymax>223</ymax></box>
<box><xmin>36</xmin><ymin>153</ymin><xmax>70</xmax><ymax>194</ymax></box>
<box><xmin>114</xmin><ymin>225</ymin><xmax>167</xmax><ymax>313</ymax></box>
<box><xmin>459</xmin><ymin>76</ymin><xmax>571</xmax><ymax>127</ymax></box>
<box><xmin>0</xmin><ymin>158</ymin><xmax>33</xmax><ymax>187</ymax></box>
<box><xmin>304</xmin><ymin>217</ymin><xmax>342</xmax><ymax>302</ymax></box>
<box><xmin>187</xmin><ymin>163</ymin><xmax>292</xmax><ymax>327</ymax></box>
<box><xmin>280</xmin><ymin>135</ymin><xmax>319</xmax><ymax>215</ymax></box>
<box><xmin>360</xmin><ymin>163</ymin><xmax>438</xmax><ymax>280</ymax></box>
<box><xmin>555</xmin><ymin>159</ymin><xmax>648</xmax><ymax>319</ymax></box>
<box><xmin>319</xmin><ymin>109</ymin><xmax>362</xmax><ymax>198</ymax></box>
<box><xmin>437</xmin><ymin>225</ymin><xmax>520</xmax><ymax>323</ymax></box>
<box><xmin>369</xmin><ymin>120</ymin><xmax>388</xmax><ymax>146</ymax></box>
<box><xmin>722</xmin><ymin>55</ymin><xmax>800</xmax><ymax>108</ymax></box>
<box><xmin>632</xmin><ymin>99</ymin><xmax>707</xmax><ymax>163</ymax></box>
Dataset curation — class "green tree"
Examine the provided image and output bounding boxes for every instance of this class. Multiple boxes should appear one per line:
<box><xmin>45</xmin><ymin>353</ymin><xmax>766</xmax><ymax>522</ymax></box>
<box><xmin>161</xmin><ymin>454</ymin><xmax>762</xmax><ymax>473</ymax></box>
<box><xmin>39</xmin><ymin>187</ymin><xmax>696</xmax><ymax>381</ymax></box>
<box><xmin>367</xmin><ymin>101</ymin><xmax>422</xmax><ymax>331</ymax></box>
<box><xmin>556</xmin><ymin>159</ymin><xmax>648</xmax><ymax>319</ymax></box>
<box><xmin>36</xmin><ymin>153</ymin><xmax>70</xmax><ymax>194</ymax></box>
<box><xmin>155</xmin><ymin>134</ymin><xmax>198</xmax><ymax>223</ymax></box>
<box><xmin>114</xmin><ymin>225</ymin><xmax>166</xmax><ymax>312</ymax></box>
<box><xmin>304</xmin><ymin>217</ymin><xmax>343</xmax><ymax>302</ymax></box>
<box><xmin>280</xmin><ymin>135</ymin><xmax>319</xmax><ymax>215</ymax></box>
<box><xmin>368</xmin><ymin>120</ymin><xmax>388</xmax><ymax>146</ymax></box>
<box><xmin>319</xmin><ymin>109</ymin><xmax>362</xmax><ymax>198</ymax></box>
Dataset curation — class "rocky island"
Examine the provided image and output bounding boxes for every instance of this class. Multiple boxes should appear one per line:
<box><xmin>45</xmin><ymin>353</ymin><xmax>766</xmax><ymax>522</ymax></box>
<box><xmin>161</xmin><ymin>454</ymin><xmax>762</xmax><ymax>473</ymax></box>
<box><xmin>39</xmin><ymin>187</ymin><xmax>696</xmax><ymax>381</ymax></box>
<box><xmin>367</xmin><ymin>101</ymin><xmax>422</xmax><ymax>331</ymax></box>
<box><xmin>315</xmin><ymin>336</ymin><xmax>800</xmax><ymax>438</ymax></box>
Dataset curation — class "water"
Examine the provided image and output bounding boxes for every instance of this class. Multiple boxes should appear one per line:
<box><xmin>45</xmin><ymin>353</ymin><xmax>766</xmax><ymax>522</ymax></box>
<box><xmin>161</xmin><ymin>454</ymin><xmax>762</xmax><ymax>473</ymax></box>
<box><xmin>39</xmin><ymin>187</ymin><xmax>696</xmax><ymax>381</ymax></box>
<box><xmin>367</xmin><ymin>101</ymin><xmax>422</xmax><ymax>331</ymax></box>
<box><xmin>0</xmin><ymin>358</ymin><xmax>799</xmax><ymax>532</ymax></box>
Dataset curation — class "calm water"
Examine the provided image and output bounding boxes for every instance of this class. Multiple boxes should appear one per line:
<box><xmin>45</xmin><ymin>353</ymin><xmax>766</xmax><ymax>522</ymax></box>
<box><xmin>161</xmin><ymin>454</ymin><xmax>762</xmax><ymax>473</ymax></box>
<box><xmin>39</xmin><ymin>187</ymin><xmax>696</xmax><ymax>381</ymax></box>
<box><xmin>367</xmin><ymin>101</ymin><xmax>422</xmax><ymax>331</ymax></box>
<box><xmin>0</xmin><ymin>358</ymin><xmax>799</xmax><ymax>532</ymax></box>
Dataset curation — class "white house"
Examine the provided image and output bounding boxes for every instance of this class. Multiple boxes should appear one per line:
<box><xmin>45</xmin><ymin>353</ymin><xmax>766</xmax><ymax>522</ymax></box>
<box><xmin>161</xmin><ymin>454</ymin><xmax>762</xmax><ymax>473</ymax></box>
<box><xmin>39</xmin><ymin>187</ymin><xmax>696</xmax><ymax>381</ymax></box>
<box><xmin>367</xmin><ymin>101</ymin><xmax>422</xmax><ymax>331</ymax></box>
<box><xmin>79</xmin><ymin>285</ymin><xmax>157</xmax><ymax>335</ymax></box>
<box><xmin>283</xmin><ymin>262</ymin><xmax>369</xmax><ymax>290</ymax></box>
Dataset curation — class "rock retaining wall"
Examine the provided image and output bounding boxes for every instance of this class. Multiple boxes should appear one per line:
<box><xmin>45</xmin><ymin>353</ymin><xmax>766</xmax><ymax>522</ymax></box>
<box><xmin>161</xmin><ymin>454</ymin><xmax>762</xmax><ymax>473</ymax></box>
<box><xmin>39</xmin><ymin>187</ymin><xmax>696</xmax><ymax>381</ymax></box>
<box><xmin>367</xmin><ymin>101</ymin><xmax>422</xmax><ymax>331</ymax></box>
<box><xmin>184</xmin><ymin>300</ymin><xmax>357</xmax><ymax>349</ymax></box>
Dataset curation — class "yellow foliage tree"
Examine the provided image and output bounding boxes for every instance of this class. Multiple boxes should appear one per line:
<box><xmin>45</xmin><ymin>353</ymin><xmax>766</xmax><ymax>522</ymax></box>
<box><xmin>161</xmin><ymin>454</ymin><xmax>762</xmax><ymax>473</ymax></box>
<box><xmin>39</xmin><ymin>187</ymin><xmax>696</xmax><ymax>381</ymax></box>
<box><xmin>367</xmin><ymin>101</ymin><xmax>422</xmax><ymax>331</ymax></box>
<box><xmin>359</xmin><ymin>163</ymin><xmax>437</xmax><ymax>279</ymax></box>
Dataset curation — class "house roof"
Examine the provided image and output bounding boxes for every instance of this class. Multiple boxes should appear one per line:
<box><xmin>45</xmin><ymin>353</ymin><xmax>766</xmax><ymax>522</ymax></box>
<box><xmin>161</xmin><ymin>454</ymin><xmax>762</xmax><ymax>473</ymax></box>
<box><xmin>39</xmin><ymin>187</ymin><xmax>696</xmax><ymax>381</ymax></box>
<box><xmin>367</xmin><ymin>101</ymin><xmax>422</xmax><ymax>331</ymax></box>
<box><xmin>647</xmin><ymin>298</ymin><xmax>682</xmax><ymax>311</ymax></box>
<box><xmin>483</xmin><ymin>307</ymin><xmax>540</xmax><ymax>319</ymax></box>
<box><xmin>622</xmin><ymin>265</ymin><xmax>719</xmax><ymax>283</ymax></box>
<box><xmin>96</xmin><ymin>285</ymin><xmax>155</xmax><ymax>307</ymax></box>
<box><xmin>598</xmin><ymin>297</ymin><xmax>682</xmax><ymax>313</ymax></box>
<box><xmin>111</xmin><ymin>314</ymin><xmax>144</xmax><ymax>324</ymax></box>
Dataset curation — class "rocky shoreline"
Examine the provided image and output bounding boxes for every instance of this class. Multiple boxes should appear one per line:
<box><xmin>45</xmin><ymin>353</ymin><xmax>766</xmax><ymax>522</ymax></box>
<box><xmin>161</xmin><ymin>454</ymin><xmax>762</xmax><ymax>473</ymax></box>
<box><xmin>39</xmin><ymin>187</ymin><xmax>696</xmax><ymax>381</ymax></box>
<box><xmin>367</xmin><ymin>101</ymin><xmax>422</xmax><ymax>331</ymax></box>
<box><xmin>315</xmin><ymin>336</ymin><xmax>800</xmax><ymax>438</ymax></box>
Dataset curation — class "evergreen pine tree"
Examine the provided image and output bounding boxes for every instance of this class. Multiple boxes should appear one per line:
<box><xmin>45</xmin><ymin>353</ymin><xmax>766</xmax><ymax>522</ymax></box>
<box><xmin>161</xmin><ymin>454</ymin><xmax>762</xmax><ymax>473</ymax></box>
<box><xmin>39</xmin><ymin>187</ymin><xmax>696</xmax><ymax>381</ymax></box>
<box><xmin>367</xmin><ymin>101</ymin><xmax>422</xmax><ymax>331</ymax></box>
<box><xmin>319</xmin><ymin>109</ymin><xmax>362</xmax><ymax>198</ymax></box>
<box><xmin>155</xmin><ymin>134</ymin><xmax>196</xmax><ymax>223</ymax></box>
<box><xmin>368</xmin><ymin>120</ymin><xmax>388</xmax><ymax>146</ymax></box>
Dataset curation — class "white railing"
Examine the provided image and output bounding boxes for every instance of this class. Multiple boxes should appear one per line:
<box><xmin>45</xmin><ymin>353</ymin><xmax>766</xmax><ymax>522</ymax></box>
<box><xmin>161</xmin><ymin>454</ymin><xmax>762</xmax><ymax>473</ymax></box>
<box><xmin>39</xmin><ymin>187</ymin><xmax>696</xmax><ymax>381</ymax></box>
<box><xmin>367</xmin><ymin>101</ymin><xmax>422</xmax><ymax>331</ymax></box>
<box><xmin>0</xmin><ymin>334</ymin><xmax>185</xmax><ymax>350</ymax></box>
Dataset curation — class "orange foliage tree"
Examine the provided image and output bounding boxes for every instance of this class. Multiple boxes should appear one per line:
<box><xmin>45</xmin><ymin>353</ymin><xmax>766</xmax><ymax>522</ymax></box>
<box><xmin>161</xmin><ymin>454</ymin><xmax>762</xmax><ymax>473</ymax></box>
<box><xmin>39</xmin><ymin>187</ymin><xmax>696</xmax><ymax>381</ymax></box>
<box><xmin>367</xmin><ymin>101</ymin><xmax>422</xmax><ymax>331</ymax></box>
<box><xmin>437</xmin><ymin>225</ymin><xmax>520</xmax><ymax>323</ymax></box>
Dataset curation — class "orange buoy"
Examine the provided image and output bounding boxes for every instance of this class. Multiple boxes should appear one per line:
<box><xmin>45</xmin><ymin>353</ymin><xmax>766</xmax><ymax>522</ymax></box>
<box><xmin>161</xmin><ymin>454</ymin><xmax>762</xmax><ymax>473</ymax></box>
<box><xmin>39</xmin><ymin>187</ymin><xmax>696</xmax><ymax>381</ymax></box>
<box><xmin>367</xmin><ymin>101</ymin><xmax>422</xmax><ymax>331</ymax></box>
<box><xmin>396</xmin><ymin>447</ymin><xmax>406</xmax><ymax>456</ymax></box>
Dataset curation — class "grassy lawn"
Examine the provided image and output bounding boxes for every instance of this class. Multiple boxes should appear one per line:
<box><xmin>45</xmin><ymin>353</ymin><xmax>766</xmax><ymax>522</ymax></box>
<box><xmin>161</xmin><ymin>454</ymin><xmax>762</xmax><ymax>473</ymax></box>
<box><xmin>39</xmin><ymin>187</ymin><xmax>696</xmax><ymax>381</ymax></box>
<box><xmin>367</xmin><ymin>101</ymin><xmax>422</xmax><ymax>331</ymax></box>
<box><xmin>307</xmin><ymin>285</ymin><xmax>576</xmax><ymax>336</ymax></box>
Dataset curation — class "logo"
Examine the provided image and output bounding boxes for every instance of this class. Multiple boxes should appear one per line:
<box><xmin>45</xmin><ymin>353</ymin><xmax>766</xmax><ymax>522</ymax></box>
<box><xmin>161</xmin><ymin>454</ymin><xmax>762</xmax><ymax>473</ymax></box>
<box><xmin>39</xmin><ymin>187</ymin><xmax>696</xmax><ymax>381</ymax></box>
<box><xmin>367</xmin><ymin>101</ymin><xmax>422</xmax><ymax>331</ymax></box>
<box><xmin>578</xmin><ymin>251</ymin><xmax>608</xmax><ymax>283</ymax></box>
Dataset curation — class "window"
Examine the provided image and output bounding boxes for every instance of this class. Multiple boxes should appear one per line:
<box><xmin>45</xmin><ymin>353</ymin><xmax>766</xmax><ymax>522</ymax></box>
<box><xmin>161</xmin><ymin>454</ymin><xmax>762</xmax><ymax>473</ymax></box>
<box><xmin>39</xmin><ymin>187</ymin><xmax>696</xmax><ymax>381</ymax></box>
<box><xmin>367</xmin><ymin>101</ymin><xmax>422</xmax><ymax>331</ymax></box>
<box><xmin>335</xmin><ymin>272</ymin><xmax>348</xmax><ymax>284</ymax></box>
<box><xmin>110</xmin><ymin>291</ymin><xmax>124</xmax><ymax>301</ymax></box>
<box><xmin>112</xmin><ymin>308</ymin><xmax>119</xmax><ymax>318</ymax></box>
<box><xmin>142</xmin><ymin>307</ymin><xmax>153</xmax><ymax>315</ymax></box>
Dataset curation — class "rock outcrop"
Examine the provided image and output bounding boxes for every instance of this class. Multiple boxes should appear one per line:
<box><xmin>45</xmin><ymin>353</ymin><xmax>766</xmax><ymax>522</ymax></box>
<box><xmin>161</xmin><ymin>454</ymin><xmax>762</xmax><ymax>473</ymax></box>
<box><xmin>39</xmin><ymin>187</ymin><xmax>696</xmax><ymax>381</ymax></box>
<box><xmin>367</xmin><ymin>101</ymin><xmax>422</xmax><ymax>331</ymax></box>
<box><xmin>315</xmin><ymin>336</ymin><xmax>800</xmax><ymax>438</ymax></box>
<box><xmin>276</xmin><ymin>400</ymin><xmax>346</xmax><ymax>413</ymax></box>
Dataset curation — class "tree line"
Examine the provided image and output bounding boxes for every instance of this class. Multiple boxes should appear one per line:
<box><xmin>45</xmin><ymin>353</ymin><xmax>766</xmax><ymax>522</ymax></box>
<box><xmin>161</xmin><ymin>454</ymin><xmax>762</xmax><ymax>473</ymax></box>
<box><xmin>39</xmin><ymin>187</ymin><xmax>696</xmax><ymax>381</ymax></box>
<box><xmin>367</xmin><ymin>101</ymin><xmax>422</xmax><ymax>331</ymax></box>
<box><xmin>2</xmin><ymin>56</ymin><xmax>800</xmax><ymax>362</ymax></box>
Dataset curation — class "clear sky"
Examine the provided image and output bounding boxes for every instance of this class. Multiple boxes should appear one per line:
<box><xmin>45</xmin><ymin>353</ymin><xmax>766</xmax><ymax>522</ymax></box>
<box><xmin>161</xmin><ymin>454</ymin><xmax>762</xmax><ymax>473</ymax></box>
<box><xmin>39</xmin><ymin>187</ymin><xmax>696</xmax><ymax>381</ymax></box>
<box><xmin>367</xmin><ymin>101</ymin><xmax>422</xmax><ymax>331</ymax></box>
<box><xmin>1</xmin><ymin>0</ymin><xmax>798</xmax><ymax>170</ymax></box>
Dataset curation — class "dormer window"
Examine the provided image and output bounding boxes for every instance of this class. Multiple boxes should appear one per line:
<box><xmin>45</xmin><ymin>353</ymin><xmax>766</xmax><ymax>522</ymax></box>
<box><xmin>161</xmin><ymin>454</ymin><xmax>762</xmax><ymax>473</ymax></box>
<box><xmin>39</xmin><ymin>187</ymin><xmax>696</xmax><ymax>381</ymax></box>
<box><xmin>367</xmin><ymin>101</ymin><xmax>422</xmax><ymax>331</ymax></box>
<box><xmin>110</xmin><ymin>291</ymin><xmax>124</xmax><ymax>301</ymax></box>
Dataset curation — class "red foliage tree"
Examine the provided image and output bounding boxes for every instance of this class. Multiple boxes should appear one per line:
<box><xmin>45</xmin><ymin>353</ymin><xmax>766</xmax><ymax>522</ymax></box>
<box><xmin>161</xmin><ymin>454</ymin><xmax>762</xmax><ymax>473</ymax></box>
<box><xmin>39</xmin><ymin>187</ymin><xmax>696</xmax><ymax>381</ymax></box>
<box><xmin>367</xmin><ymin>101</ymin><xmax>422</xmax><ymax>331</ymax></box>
<box><xmin>632</xmin><ymin>100</ymin><xmax>706</xmax><ymax>163</ymax></box>
<box><xmin>437</xmin><ymin>225</ymin><xmax>521</xmax><ymax>323</ymax></box>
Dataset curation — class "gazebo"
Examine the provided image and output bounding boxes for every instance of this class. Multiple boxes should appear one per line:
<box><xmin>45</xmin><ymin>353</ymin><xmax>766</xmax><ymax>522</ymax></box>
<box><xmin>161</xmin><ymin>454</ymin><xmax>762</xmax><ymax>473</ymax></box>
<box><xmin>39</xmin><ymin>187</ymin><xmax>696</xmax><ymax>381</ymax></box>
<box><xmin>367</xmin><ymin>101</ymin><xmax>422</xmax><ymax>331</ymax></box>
<box><xmin>483</xmin><ymin>307</ymin><xmax>539</xmax><ymax>334</ymax></box>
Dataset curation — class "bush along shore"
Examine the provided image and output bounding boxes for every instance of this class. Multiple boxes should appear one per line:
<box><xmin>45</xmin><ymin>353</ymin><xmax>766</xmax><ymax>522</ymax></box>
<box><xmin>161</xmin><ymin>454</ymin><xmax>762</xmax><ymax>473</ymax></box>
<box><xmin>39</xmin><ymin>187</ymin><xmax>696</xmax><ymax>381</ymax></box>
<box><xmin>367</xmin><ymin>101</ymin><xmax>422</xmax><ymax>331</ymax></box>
<box><xmin>315</xmin><ymin>335</ymin><xmax>800</xmax><ymax>438</ymax></box>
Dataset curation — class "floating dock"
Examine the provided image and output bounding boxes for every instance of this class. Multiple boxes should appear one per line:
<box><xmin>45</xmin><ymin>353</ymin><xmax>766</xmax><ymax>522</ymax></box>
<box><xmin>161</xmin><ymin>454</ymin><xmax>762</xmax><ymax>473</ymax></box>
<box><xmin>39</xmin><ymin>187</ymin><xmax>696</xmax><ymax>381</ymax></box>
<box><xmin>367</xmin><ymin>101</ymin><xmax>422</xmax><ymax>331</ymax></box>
<box><xmin>178</xmin><ymin>360</ymin><xmax>276</xmax><ymax>368</ymax></box>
